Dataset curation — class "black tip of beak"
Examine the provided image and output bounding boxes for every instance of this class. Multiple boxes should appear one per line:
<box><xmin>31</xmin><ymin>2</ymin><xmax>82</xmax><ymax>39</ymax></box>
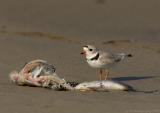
<box><xmin>81</xmin><ymin>52</ymin><xmax>84</xmax><ymax>54</ymax></box>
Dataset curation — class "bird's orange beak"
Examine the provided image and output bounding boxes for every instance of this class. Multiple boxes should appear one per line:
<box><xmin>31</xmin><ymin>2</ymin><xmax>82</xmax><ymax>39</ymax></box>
<box><xmin>80</xmin><ymin>50</ymin><xmax>86</xmax><ymax>55</ymax></box>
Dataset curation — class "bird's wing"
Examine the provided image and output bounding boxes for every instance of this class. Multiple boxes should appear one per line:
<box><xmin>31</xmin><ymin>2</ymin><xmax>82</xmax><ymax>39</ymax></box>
<box><xmin>113</xmin><ymin>53</ymin><xmax>127</xmax><ymax>62</ymax></box>
<box><xmin>98</xmin><ymin>51</ymin><xmax>116</xmax><ymax>64</ymax></box>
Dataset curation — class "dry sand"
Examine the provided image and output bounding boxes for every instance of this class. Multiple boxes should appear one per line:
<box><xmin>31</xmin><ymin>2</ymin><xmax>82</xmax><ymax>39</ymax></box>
<box><xmin>0</xmin><ymin>0</ymin><xmax>160</xmax><ymax>113</ymax></box>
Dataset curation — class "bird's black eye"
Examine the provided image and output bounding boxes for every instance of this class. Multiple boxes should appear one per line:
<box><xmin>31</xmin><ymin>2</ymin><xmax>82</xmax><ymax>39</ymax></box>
<box><xmin>89</xmin><ymin>49</ymin><xmax>93</xmax><ymax>51</ymax></box>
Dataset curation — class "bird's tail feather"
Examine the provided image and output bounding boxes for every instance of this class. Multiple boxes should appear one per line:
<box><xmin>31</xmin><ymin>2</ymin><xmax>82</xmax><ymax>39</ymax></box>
<box><xmin>115</xmin><ymin>53</ymin><xmax>133</xmax><ymax>62</ymax></box>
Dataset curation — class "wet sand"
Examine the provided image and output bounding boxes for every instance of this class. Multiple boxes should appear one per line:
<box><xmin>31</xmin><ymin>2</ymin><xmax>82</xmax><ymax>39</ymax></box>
<box><xmin>0</xmin><ymin>1</ymin><xmax>160</xmax><ymax>113</ymax></box>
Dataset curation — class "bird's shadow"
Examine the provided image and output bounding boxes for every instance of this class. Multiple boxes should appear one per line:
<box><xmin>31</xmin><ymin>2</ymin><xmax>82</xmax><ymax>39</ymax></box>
<box><xmin>111</xmin><ymin>76</ymin><xmax>155</xmax><ymax>82</ymax></box>
<box><xmin>111</xmin><ymin>76</ymin><xmax>160</xmax><ymax>94</ymax></box>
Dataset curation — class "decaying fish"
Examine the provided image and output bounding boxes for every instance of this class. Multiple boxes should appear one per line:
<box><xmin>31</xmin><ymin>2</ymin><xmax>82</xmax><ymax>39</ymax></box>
<box><xmin>75</xmin><ymin>80</ymin><xmax>132</xmax><ymax>91</ymax></box>
<box><xmin>9</xmin><ymin>59</ymin><xmax>133</xmax><ymax>92</ymax></box>
<box><xmin>9</xmin><ymin>59</ymin><xmax>74</xmax><ymax>90</ymax></box>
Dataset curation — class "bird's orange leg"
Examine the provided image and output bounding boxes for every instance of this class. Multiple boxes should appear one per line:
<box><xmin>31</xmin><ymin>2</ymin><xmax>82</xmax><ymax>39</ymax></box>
<box><xmin>99</xmin><ymin>69</ymin><xmax>103</xmax><ymax>80</ymax></box>
<box><xmin>104</xmin><ymin>69</ymin><xmax>109</xmax><ymax>80</ymax></box>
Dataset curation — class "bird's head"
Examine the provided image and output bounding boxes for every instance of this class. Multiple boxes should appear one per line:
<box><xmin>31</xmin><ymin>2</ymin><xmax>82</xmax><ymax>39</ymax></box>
<box><xmin>81</xmin><ymin>45</ymin><xmax>98</xmax><ymax>59</ymax></box>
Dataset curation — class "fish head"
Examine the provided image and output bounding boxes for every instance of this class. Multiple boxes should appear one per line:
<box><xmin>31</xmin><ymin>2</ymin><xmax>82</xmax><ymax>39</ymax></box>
<box><xmin>75</xmin><ymin>82</ymin><xmax>89</xmax><ymax>91</ymax></box>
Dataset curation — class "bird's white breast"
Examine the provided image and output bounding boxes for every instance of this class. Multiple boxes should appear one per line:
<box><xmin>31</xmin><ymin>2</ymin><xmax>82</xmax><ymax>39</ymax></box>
<box><xmin>87</xmin><ymin>59</ymin><xmax>105</xmax><ymax>68</ymax></box>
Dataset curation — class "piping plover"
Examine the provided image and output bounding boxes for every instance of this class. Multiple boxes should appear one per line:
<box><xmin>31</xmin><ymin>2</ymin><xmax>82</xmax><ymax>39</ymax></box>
<box><xmin>81</xmin><ymin>45</ymin><xmax>132</xmax><ymax>80</ymax></box>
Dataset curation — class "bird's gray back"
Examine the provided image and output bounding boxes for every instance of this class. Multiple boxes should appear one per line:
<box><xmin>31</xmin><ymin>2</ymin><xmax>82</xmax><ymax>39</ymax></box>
<box><xmin>98</xmin><ymin>51</ymin><xmax>116</xmax><ymax>65</ymax></box>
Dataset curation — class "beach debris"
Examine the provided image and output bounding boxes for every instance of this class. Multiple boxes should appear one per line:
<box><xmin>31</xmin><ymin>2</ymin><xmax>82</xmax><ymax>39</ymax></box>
<box><xmin>10</xmin><ymin>59</ymin><xmax>132</xmax><ymax>92</ymax></box>
<box><xmin>9</xmin><ymin>59</ymin><xmax>74</xmax><ymax>90</ymax></box>
<box><xmin>75</xmin><ymin>80</ymin><xmax>131</xmax><ymax>91</ymax></box>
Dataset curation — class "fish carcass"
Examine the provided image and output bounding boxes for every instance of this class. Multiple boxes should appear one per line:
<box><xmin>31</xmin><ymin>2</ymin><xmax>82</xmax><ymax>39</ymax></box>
<box><xmin>75</xmin><ymin>80</ymin><xmax>132</xmax><ymax>91</ymax></box>
<box><xmin>9</xmin><ymin>59</ymin><xmax>74</xmax><ymax>90</ymax></box>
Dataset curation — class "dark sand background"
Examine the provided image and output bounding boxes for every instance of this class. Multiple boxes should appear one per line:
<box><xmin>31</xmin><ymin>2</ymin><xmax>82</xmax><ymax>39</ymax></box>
<box><xmin>0</xmin><ymin>0</ymin><xmax>160</xmax><ymax>113</ymax></box>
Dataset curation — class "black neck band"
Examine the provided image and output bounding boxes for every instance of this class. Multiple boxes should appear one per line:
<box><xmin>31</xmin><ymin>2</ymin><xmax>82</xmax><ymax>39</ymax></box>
<box><xmin>90</xmin><ymin>53</ymin><xmax>99</xmax><ymax>61</ymax></box>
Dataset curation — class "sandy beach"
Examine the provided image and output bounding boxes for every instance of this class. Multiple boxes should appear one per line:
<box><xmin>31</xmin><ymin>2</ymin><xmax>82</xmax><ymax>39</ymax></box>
<box><xmin>0</xmin><ymin>0</ymin><xmax>160</xmax><ymax>113</ymax></box>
